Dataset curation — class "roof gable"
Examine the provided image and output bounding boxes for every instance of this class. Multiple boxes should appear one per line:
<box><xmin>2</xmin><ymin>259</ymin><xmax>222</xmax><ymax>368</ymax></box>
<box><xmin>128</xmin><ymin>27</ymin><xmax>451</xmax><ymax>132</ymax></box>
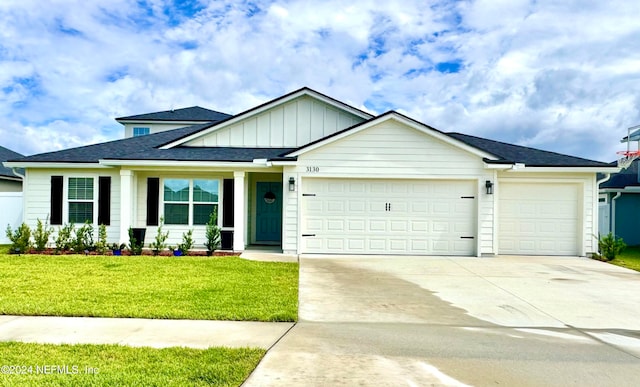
<box><xmin>160</xmin><ymin>87</ymin><xmax>374</xmax><ymax>149</ymax></box>
<box><xmin>116</xmin><ymin>106</ymin><xmax>232</xmax><ymax>123</ymax></box>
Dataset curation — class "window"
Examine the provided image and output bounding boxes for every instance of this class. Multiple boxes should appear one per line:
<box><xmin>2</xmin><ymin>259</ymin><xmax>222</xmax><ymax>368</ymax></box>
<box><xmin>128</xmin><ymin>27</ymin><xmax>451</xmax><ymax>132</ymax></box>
<box><xmin>163</xmin><ymin>179</ymin><xmax>219</xmax><ymax>225</ymax></box>
<box><xmin>68</xmin><ymin>177</ymin><xmax>94</xmax><ymax>223</ymax></box>
<box><xmin>133</xmin><ymin>127</ymin><xmax>150</xmax><ymax>136</ymax></box>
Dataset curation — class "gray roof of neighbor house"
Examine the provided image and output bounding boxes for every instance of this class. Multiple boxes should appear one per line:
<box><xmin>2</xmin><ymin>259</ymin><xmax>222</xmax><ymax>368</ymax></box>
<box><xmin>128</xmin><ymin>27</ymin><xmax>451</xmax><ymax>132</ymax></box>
<box><xmin>600</xmin><ymin>159</ymin><xmax>639</xmax><ymax>188</ymax></box>
<box><xmin>447</xmin><ymin>132</ymin><xmax>611</xmax><ymax>167</ymax></box>
<box><xmin>116</xmin><ymin>106</ymin><xmax>232</xmax><ymax>123</ymax></box>
<box><xmin>0</xmin><ymin>145</ymin><xmax>24</xmax><ymax>179</ymax></box>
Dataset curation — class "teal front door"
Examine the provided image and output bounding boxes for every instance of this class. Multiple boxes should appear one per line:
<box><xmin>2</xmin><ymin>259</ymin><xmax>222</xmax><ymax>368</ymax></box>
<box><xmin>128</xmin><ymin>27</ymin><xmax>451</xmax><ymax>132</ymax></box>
<box><xmin>256</xmin><ymin>182</ymin><xmax>283</xmax><ymax>243</ymax></box>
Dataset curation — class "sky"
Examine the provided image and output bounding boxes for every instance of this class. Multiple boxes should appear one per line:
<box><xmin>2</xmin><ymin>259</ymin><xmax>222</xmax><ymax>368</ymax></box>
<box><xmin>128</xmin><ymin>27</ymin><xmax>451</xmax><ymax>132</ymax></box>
<box><xmin>1</xmin><ymin>0</ymin><xmax>639</xmax><ymax>162</ymax></box>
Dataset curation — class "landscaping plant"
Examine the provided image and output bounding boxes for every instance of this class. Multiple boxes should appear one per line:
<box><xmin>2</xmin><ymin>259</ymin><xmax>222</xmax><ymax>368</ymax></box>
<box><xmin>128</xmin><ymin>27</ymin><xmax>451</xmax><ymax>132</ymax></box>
<box><xmin>5</xmin><ymin>222</ymin><xmax>32</xmax><ymax>254</ymax></box>
<box><xmin>32</xmin><ymin>218</ymin><xmax>53</xmax><ymax>252</ymax></box>
<box><xmin>72</xmin><ymin>221</ymin><xmax>95</xmax><ymax>253</ymax></box>
<box><xmin>205</xmin><ymin>212</ymin><xmax>221</xmax><ymax>254</ymax></box>
<box><xmin>598</xmin><ymin>232</ymin><xmax>626</xmax><ymax>261</ymax></box>
<box><xmin>54</xmin><ymin>223</ymin><xmax>74</xmax><ymax>253</ymax></box>
<box><xmin>128</xmin><ymin>227</ymin><xmax>143</xmax><ymax>256</ymax></box>
<box><xmin>178</xmin><ymin>229</ymin><xmax>195</xmax><ymax>255</ymax></box>
<box><xmin>96</xmin><ymin>224</ymin><xmax>108</xmax><ymax>255</ymax></box>
<box><xmin>149</xmin><ymin>218</ymin><xmax>169</xmax><ymax>255</ymax></box>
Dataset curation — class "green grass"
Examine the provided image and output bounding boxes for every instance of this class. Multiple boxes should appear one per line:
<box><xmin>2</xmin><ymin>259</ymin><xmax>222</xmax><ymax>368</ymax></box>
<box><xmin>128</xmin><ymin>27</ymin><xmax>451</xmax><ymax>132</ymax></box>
<box><xmin>610</xmin><ymin>245</ymin><xmax>640</xmax><ymax>272</ymax></box>
<box><xmin>0</xmin><ymin>254</ymin><xmax>298</xmax><ymax>321</ymax></box>
<box><xmin>0</xmin><ymin>342</ymin><xmax>264</xmax><ymax>386</ymax></box>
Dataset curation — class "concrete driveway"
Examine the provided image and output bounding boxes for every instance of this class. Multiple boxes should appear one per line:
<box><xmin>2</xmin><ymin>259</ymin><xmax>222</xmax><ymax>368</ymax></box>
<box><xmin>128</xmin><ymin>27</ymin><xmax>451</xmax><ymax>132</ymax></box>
<box><xmin>244</xmin><ymin>256</ymin><xmax>640</xmax><ymax>386</ymax></box>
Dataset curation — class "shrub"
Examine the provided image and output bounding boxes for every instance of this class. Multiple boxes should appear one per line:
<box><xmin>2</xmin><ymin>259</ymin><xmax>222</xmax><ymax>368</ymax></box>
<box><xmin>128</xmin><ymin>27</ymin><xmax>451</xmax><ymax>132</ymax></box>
<box><xmin>5</xmin><ymin>223</ymin><xmax>32</xmax><ymax>254</ymax></box>
<box><xmin>149</xmin><ymin>218</ymin><xmax>169</xmax><ymax>255</ymax></box>
<box><xmin>205</xmin><ymin>212</ymin><xmax>221</xmax><ymax>252</ymax></box>
<box><xmin>598</xmin><ymin>232</ymin><xmax>626</xmax><ymax>261</ymax></box>
<box><xmin>178</xmin><ymin>229</ymin><xmax>195</xmax><ymax>255</ymax></box>
<box><xmin>55</xmin><ymin>223</ymin><xmax>75</xmax><ymax>253</ymax></box>
<box><xmin>128</xmin><ymin>227</ymin><xmax>143</xmax><ymax>256</ymax></box>
<box><xmin>33</xmin><ymin>218</ymin><xmax>53</xmax><ymax>252</ymax></box>
<box><xmin>96</xmin><ymin>224</ymin><xmax>108</xmax><ymax>255</ymax></box>
<box><xmin>72</xmin><ymin>221</ymin><xmax>95</xmax><ymax>253</ymax></box>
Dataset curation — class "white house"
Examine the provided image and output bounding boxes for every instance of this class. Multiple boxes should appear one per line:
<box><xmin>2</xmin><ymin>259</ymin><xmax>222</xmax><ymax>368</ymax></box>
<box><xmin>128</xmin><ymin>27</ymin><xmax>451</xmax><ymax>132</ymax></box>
<box><xmin>4</xmin><ymin>88</ymin><xmax>618</xmax><ymax>256</ymax></box>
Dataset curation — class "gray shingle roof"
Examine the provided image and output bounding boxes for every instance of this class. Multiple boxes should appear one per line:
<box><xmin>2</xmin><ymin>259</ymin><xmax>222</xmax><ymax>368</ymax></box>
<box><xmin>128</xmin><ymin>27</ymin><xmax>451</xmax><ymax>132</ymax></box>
<box><xmin>600</xmin><ymin>159</ymin><xmax>639</xmax><ymax>188</ymax></box>
<box><xmin>10</xmin><ymin>124</ymin><xmax>295</xmax><ymax>164</ymax></box>
<box><xmin>447</xmin><ymin>132</ymin><xmax>610</xmax><ymax>167</ymax></box>
<box><xmin>0</xmin><ymin>145</ymin><xmax>24</xmax><ymax>179</ymax></box>
<box><xmin>116</xmin><ymin>106</ymin><xmax>232</xmax><ymax>122</ymax></box>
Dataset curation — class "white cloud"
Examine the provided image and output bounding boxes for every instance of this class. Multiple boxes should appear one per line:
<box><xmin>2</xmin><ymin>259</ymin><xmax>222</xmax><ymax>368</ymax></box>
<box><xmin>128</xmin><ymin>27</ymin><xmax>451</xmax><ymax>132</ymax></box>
<box><xmin>0</xmin><ymin>0</ymin><xmax>639</xmax><ymax>162</ymax></box>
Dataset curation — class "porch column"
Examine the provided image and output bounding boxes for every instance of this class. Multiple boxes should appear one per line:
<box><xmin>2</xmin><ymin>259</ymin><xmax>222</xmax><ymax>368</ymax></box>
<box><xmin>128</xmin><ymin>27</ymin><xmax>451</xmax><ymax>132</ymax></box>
<box><xmin>119</xmin><ymin>169</ymin><xmax>134</xmax><ymax>244</ymax></box>
<box><xmin>233</xmin><ymin>171</ymin><xmax>246</xmax><ymax>251</ymax></box>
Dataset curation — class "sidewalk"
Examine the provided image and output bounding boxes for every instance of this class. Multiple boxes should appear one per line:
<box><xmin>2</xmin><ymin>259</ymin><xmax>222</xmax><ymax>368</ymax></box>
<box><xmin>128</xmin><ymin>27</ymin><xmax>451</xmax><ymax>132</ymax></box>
<box><xmin>0</xmin><ymin>315</ymin><xmax>294</xmax><ymax>349</ymax></box>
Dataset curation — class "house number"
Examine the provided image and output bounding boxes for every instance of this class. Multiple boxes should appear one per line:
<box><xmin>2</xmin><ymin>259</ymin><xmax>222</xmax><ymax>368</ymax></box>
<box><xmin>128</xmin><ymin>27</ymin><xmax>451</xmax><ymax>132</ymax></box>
<box><xmin>306</xmin><ymin>166</ymin><xmax>320</xmax><ymax>173</ymax></box>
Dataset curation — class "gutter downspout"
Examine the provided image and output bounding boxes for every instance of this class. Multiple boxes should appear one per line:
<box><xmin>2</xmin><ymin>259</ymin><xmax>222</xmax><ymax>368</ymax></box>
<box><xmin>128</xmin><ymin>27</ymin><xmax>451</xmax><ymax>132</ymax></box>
<box><xmin>11</xmin><ymin>167</ymin><xmax>25</xmax><ymax>180</ymax></box>
<box><xmin>595</xmin><ymin>173</ymin><xmax>612</xmax><ymax>252</ymax></box>
<box><xmin>611</xmin><ymin>191</ymin><xmax>622</xmax><ymax>237</ymax></box>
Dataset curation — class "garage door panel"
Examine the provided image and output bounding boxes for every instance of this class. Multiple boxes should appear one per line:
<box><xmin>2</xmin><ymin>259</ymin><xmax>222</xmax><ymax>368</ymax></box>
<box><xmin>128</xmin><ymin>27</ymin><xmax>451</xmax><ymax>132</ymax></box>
<box><xmin>301</xmin><ymin>179</ymin><xmax>476</xmax><ymax>255</ymax></box>
<box><xmin>499</xmin><ymin>183</ymin><xmax>579</xmax><ymax>256</ymax></box>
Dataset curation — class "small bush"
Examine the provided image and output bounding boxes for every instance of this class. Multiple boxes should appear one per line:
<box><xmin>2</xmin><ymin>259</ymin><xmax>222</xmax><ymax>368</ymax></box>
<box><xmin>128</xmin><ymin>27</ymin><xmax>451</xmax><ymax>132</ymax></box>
<box><xmin>5</xmin><ymin>223</ymin><xmax>33</xmax><ymax>254</ymax></box>
<box><xmin>96</xmin><ymin>224</ymin><xmax>108</xmax><ymax>255</ymax></box>
<box><xmin>72</xmin><ymin>221</ymin><xmax>95</xmax><ymax>252</ymax></box>
<box><xmin>599</xmin><ymin>232</ymin><xmax>626</xmax><ymax>261</ymax></box>
<box><xmin>205</xmin><ymin>212</ymin><xmax>221</xmax><ymax>252</ymax></box>
<box><xmin>149</xmin><ymin>218</ymin><xmax>169</xmax><ymax>255</ymax></box>
<box><xmin>55</xmin><ymin>224</ymin><xmax>75</xmax><ymax>253</ymax></box>
<box><xmin>128</xmin><ymin>227</ymin><xmax>143</xmax><ymax>256</ymax></box>
<box><xmin>33</xmin><ymin>218</ymin><xmax>53</xmax><ymax>252</ymax></box>
<box><xmin>178</xmin><ymin>229</ymin><xmax>195</xmax><ymax>255</ymax></box>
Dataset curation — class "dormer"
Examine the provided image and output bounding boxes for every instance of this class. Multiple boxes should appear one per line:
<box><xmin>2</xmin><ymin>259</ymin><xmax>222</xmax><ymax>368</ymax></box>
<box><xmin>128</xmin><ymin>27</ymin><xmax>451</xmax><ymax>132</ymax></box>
<box><xmin>116</xmin><ymin>106</ymin><xmax>232</xmax><ymax>138</ymax></box>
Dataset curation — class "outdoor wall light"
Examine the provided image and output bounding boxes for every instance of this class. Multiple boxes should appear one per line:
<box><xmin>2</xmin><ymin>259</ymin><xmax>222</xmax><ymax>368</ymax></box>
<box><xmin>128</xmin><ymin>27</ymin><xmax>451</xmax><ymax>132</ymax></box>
<box><xmin>289</xmin><ymin>177</ymin><xmax>296</xmax><ymax>192</ymax></box>
<box><xmin>485</xmin><ymin>180</ymin><xmax>494</xmax><ymax>195</ymax></box>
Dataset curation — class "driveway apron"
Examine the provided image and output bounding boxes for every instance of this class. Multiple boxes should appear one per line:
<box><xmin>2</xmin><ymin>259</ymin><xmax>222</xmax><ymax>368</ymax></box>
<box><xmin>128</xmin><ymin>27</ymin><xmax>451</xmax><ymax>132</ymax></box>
<box><xmin>243</xmin><ymin>256</ymin><xmax>640</xmax><ymax>386</ymax></box>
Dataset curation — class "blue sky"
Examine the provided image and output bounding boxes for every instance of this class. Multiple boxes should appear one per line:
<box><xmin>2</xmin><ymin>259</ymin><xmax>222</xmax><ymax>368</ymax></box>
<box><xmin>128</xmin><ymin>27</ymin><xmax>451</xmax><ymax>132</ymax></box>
<box><xmin>1</xmin><ymin>0</ymin><xmax>640</xmax><ymax>162</ymax></box>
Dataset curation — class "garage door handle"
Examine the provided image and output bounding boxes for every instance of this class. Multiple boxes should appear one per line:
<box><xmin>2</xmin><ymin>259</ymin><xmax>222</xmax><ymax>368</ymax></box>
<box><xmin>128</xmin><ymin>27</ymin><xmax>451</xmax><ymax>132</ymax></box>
<box><xmin>460</xmin><ymin>196</ymin><xmax>475</xmax><ymax>199</ymax></box>
<box><xmin>302</xmin><ymin>194</ymin><xmax>316</xmax><ymax>197</ymax></box>
<box><xmin>302</xmin><ymin>234</ymin><xmax>316</xmax><ymax>237</ymax></box>
<box><xmin>460</xmin><ymin>236</ymin><xmax>475</xmax><ymax>239</ymax></box>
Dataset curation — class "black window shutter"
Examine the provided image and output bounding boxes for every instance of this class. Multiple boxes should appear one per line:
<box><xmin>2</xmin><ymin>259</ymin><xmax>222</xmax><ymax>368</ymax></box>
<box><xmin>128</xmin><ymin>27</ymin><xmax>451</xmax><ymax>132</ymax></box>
<box><xmin>222</xmin><ymin>179</ymin><xmax>234</xmax><ymax>227</ymax></box>
<box><xmin>50</xmin><ymin>176</ymin><xmax>63</xmax><ymax>225</ymax></box>
<box><xmin>98</xmin><ymin>177</ymin><xmax>111</xmax><ymax>225</ymax></box>
<box><xmin>147</xmin><ymin>177</ymin><xmax>160</xmax><ymax>226</ymax></box>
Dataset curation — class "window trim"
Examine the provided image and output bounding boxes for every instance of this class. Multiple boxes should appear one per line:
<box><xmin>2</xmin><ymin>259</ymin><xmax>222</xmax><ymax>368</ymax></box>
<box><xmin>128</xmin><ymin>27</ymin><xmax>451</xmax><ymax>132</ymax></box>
<box><xmin>65</xmin><ymin>176</ymin><xmax>97</xmax><ymax>224</ymax></box>
<box><xmin>160</xmin><ymin>177</ymin><xmax>222</xmax><ymax>226</ymax></box>
<box><xmin>133</xmin><ymin>127</ymin><xmax>150</xmax><ymax>136</ymax></box>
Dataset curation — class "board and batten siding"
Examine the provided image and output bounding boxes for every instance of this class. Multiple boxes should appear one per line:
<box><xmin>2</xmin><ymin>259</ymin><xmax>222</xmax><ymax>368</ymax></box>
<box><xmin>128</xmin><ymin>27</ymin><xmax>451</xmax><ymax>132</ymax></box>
<box><xmin>497</xmin><ymin>172</ymin><xmax>597</xmax><ymax>256</ymax></box>
<box><xmin>22</xmin><ymin>168</ymin><xmax>122</xmax><ymax>244</ymax></box>
<box><xmin>185</xmin><ymin>96</ymin><xmax>366</xmax><ymax>148</ymax></box>
<box><xmin>281</xmin><ymin>120</ymin><xmax>495</xmax><ymax>255</ymax></box>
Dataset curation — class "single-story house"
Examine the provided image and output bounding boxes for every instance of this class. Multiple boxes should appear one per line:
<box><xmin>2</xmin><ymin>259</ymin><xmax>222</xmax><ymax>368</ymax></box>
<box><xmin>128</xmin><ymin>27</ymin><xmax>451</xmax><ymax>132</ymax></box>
<box><xmin>4</xmin><ymin>87</ymin><xmax>618</xmax><ymax>256</ymax></box>
<box><xmin>599</xmin><ymin>159</ymin><xmax>640</xmax><ymax>245</ymax></box>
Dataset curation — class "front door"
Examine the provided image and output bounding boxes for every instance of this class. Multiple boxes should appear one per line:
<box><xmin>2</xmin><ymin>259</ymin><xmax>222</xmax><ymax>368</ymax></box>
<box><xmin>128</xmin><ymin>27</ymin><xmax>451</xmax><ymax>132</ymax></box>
<box><xmin>256</xmin><ymin>182</ymin><xmax>283</xmax><ymax>243</ymax></box>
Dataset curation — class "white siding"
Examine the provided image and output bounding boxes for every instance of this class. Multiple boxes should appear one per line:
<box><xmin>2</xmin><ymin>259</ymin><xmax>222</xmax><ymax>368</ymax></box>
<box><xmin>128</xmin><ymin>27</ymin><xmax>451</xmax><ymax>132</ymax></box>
<box><xmin>185</xmin><ymin>96</ymin><xmax>366</xmax><ymax>148</ymax></box>
<box><xmin>282</xmin><ymin>120</ymin><xmax>495</xmax><ymax>255</ymax></box>
<box><xmin>22</xmin><ymin>168</ymin><xmax>121</xmax><ymax>245</ymax></box>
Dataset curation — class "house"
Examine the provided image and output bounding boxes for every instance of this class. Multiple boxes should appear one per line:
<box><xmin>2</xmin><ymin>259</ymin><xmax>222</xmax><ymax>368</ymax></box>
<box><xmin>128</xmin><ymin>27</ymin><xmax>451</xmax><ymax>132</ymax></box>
<box><xmin>4</xmin><ymin>87</ymin><xmax>618</xmax><ymax>256</ymax></box>
<box><xmin>1</xmin><ymin>145</ymin><xmax>24</xmax><ymax>244</ymax></box>
<box><xmin>599</xmin><ymin>159</ymin><xmax>640</xmax><ymax>245</ymax></box>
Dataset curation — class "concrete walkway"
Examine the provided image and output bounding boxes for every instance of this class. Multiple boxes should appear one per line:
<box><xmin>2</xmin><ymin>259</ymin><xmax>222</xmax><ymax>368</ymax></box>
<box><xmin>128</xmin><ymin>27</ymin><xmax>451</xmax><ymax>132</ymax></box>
<box><xmin>0</xmin><ymin>315</ymin><xmax>293</xmax><ymax>349</ymax></box>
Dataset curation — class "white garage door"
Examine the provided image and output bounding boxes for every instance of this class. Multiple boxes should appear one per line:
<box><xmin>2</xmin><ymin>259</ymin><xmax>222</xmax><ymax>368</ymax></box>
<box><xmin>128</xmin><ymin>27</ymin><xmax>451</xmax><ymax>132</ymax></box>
<box><xmin>499</xmin><ymin>183</ymin><xmax>580</xmax><ymax>255</ymax></box>
<box><xmin>301</xmin><ymin>179</ymin><xmax>476</xmax><ymax>255</ymax></box>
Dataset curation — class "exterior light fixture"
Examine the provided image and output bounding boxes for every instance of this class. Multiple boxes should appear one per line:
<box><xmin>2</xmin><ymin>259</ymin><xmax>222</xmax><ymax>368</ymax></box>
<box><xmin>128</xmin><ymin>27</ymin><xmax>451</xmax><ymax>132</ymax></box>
<box><xmin>289</xmin><ymin>177</ymin><xmax>296</xmax><ymax>192</ymax></box>
<box><xmin>485</xmin><ymin>180</ymin><xmax>494</xmax><ymax>195</ymax></box>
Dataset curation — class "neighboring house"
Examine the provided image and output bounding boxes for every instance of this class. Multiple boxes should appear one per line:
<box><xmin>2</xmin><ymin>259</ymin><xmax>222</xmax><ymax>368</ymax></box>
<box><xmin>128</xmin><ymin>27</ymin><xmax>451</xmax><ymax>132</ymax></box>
<box><xmin>0</xmin><ymin>145</ymin><xmax>24</xmax><ymax>244</ymax></box>
<box><xmin>599</xmin><ymin>159</ymin><xmax>640</xmax><ymax>245</ymax></box>
<box><xmin>4</xmin><ymin>87</ymin><xmax>618</xmax><ymax>256</ymax></box>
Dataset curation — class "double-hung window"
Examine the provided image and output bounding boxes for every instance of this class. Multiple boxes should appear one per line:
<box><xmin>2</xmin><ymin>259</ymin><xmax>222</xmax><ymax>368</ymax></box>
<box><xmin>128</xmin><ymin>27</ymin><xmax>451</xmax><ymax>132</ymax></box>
<box><xmin>68</xmin><ymin>177</ymin><xmax>94</xmax><ymax>223</ymax></box>
<box><xmin>163</xmin><ymin>179</ymin><xmax>219</xmax><ymax>225</ymax></box>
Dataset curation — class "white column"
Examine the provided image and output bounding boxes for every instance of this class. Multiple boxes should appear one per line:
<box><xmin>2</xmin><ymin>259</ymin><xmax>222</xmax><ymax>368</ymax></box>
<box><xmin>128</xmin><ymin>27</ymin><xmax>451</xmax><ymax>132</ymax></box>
<box><xmin>119</xmin><ymin>169</ymin><xmax>134</xmax><ymax>243</ymax></box>
<box><xmin>233</xmin><ymin>171</ymin><xmax>246</xmax><ymax>251</ymax></box>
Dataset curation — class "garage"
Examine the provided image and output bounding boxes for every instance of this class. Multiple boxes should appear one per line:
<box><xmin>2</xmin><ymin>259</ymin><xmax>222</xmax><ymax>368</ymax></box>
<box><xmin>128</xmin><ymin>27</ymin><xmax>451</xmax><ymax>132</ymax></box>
<box><xmin>300</xmin><ymin>178</ymin><xmax>477</xmax><ymax>255</ymax></box>
<box><xmin>498</xmin><ymin>182</ymin><xmax>581</xmax><ymax>255</ymax></box>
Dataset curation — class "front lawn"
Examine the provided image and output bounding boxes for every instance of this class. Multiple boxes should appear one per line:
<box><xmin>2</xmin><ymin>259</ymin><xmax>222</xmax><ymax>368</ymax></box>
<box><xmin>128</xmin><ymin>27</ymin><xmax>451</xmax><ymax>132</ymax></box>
<box><xmin>0</xmin><ymin>342</ymin><xmax>263</xmax><ymax>386</ymax></box>
<box><xmin>609</xmin><ymin>245</ymin><xmax>640</xmax><ymax>272</ymax></box>
<box><xmin>0</xmin><ymin>254</ymin><xmax>298</xmax><ymax>321</ymax></box>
